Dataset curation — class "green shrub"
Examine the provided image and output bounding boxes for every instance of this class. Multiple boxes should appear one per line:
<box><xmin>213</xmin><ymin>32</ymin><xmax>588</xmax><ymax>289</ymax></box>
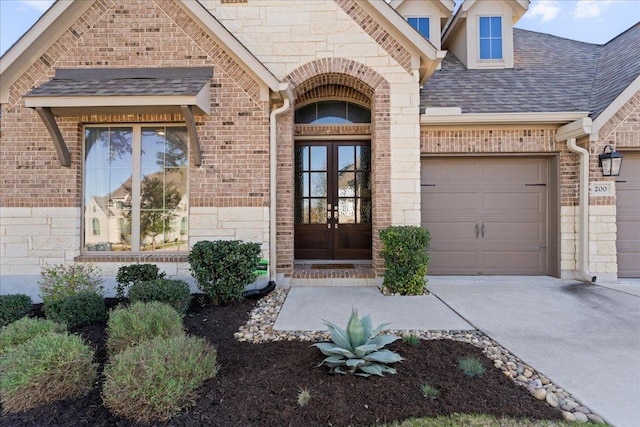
<box><xmin>128</xmin><ymin>278</ymin><xmax>192</xmax><ymax>314</ymax></box>
<box><xmin>0</xmin><ymin>294</ymin><xmax>32</xmax><ymax>327</ymax></box>
<box><xmin>102</xmin><ymin>334</ymin><xmax>218</xmax><ymax>422</ymax></box>
<box><xmin>0</xmin><ymin>317</ymin><xmax>66</xmax><ymax>354</ymax></box>
<box><xmin>0</xmin><ymin>332</ymin><xmax>96</xmax><ymax>413</ymax></box>
<box><xmin>402</xmin><ymin>334</ymin><xmax>421</xmax><ymax>346</ymax></box>
<box><xmin>38</xmin><ymin>263</ymin><xmax>103</xmax><ymax>302</ymax></box>
<box><xmin>420</xmin><ymin>382</ymin><xmax>440</xmax><ymax>399</ymax></box>
<box><xmin>106</xmin><ymin>301</ymin><xmax>184</xmax><ymax>357</ymax></box>
<box><xmin>458</xmin><ymin>356</ymin><xmax>486</xmax><ymax>377</ymax></box>
<box><xmin>313</xmin><ymin>308</ymin><xmax>403</xmax><ymax>377</ymax></box>
<box><xmin>43</xmin><ymin>291</ymin><xmax>106</xmax><ymax>328</ymax></box>
<box><xmin>188</xmin><ymin>240</ymin><xmax>261</xmax><ymax>304</ymax></box>
<box><xmin>379</xmin><ymin>226</ymin><xmax>431</xmax><ymax>295</ymax></box>
<box><xmin>115</xmin><ymin>264</ymin><xmax>166</xmax><ymax>299</ymax></box>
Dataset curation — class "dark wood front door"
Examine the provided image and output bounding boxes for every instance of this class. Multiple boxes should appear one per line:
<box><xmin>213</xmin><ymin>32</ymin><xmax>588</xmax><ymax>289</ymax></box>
<box><xmin>294</xmin><ymin>142</ymin><xmax>372</xmax><ymax>260</ymax></box>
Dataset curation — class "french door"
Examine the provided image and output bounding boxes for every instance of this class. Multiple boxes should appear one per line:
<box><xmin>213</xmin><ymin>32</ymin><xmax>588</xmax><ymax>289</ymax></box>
<box><xmin>294</xmin><ymin>141</ymin><xmax>372</xmax><ymax>260</ymax></box>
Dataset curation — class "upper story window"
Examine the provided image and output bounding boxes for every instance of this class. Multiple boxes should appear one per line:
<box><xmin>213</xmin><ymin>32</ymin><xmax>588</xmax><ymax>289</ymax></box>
<box><xmin>295</xmin><ymin>101</ymin><xmax>371</xmax><ymax>125</ymax></box>
<box><xmin>83</xmin><ymin>125</ymin><xmax>189</xmax><ymax>253</ymax></box>
<box><xmin>407</xmin><ymin>17</ymin><xmax>430</xmax><ymax>40</ymax></box>
<box><xmin>479</xmin><ymin>16</ymin><xmax>502</xmax><ymax>60</ymax></box>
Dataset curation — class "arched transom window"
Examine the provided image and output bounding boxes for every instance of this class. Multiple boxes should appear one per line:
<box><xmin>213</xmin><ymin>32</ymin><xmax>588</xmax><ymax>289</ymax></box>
<box><xmin>294</xmin><ymin>101</ymin><xmax>371</xmax><ymax>125</ymax></box>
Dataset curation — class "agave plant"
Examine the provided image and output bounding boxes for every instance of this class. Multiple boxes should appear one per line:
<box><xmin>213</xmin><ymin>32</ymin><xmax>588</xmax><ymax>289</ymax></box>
<box><xmin>312</xmin><ymin>308</ymin><xmax>403</xmax><ymax>377</ymax></box>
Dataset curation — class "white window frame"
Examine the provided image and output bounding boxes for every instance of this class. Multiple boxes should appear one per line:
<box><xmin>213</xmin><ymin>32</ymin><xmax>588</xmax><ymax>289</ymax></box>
<box><xmin>478</xmin><ymin>15</ymin><xmax>503</xmax><ymax>61</ymax></box>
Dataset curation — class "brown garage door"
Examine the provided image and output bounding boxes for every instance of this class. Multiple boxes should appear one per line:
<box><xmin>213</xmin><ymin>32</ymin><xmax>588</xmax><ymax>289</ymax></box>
<box><xmin>617</xmin><ymin>152</ymin><xmax>640</xmax><ymax>278</ymax></box>
<box><xmin>421</xmin><ymin>157</ymin><xmax>548</xmax><ymax>275</ymax></box>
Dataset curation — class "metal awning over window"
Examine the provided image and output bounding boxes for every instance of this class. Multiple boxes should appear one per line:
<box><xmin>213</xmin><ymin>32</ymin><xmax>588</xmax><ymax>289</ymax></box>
<box><xmin>24</xmin><ymin>67</ymin><xmax>213</xmax><ymax>166</ymax></box>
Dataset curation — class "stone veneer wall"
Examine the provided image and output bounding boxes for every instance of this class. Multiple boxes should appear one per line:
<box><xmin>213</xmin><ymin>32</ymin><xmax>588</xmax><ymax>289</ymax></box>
<box><xmin>206</xmin><ymin>0</ymin><xmax>422</xmax><ymax>277</ymax></box>
<box><xmin>0</xmin><ymin>0</ymin><xmax>272</xmax><ymax>293</ymax></box>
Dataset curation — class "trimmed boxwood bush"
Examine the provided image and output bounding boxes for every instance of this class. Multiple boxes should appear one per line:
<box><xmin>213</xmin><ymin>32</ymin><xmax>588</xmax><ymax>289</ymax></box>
<box><xmin>188</xmin><ymin>240</ymin><xmax>261</xmax><ymax>304</ymax></box>
<box><xmin>43</xmin><ymin>291</ymin><xmax>107</xmax><ymax>328</ymax></box>
<box><xmin>0</xmin><ymin>317</ymin><xmax>66</xmax><ymax>354</ymax></box>
<box><xmin>0</xmin><ymin>294</ymin><xmax>32</xmax><ymax>327</ymax></box>
<box><xmin>379</xmin><ymin>226</ymin><xmax>431</xmax><ymax>295</ymax></box>
<box><xmin>115</xmin><ymin>263</ymin><xmax>166</xmax><ymax>299</ymax></box>
<box><xmin>128</xmin><ymin>278</ymin><xmax>192</xmax><ymax>314</ymax></box>
<box><xmin>106</xmin><ymin>301</ymin><xmax>184</xmax><ymax>357</ymax></box>
<box><xmin>102</xmin><ymin>334</ymin><xmax>218</xmax><ymax>422</ymax></box>
<box><xmin>0</xmin><ymin>332</ymin><xmax>96</xmax><ymax>413</ymax></box>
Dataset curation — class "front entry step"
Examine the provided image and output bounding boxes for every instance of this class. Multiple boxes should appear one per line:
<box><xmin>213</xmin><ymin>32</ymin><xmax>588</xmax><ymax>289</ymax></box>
<box><xmin>291</xmin><ymin>262</ymin><xmax>377</xmax><ymax>287</ymax></box>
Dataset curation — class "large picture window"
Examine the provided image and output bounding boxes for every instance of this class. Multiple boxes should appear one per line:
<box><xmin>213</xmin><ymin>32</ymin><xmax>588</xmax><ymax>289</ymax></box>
<box><xmin>83</xmin><ymin>125</ymin><xmax>189</xmax><ymax>252</ymax></box>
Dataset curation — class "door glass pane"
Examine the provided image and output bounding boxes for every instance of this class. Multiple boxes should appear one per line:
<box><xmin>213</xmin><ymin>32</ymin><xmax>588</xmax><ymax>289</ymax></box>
<box><xmin>309</xmin><ymin>146</ymin><xmax>327</xmax><ymax>170</ymax></box>
<box><xmin>295</xmin><ymin>173</ymin><xmax>309</xmax><ymax>198</ymax></box>
<box><xmin>310</xmin><ymin>199</ymin><xmax>327</xmax><ymax>224</ymax></box>
<box><xmin>295</xmin><ymin>146</ymin><xmax>309</xmax><ymax>171</ymax></box>
<box><xmin>310</xmin><ymin>172</ymin><xmax>327</xmax><ymax>197</ymax></box>
<box><xmin>295</xmin><ymin>199</ymin><xmax>308</xmax><ymax>224</ymax></box>
<box><xmin>358</xmin><ymin>199</ymin><xmax>372</xmax><ymax>223</ymax></box>
<box><xmin>338</xmin><ymin>199</ymin><xmax>356</xmax><ymax>224</ymax></box>
<box><xmin>338</xmin><ymin>146</ymin><xmax>355</xmax><ymax>172</ymax></box>
<box><xmin>338</xmin><ymin>171</ymin><xmax>355</xmax><ymax>197</ymax></box>
<box><xmin>356</xmin><ymin>171</ymin><xmax>371</xmax><ymax>197</ymax></box>
<box><xmin>356</xmin><ymin>145</ymin><xmax>370</xmax><ymax>170</ymax></box>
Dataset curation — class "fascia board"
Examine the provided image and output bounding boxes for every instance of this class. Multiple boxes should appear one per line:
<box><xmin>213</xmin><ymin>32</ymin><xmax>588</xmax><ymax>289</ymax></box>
<box><xmin>591</xmin><ymin>76</ymin><xmax>640</xmax><ymax>141</ymax></box>
<box><xmin>178</xmin><ymin>0</ymin><xmax>282</xmax><ymax>97</ymax></box>
<box><xmin>24</xmin><ymin>94</ymin><xmax>210</xmax><ymax>116</ymax></box>
<box><xmin>389</xmin><ymin>0</ymin><xmax>455</xmax><ymax>14</ymax></box>
<box><xmin>358</xmin><ymin>0</ymin><xmax>439</xmax><ymax>60</ymax></box>
<box><xmin>421</xmin><ymin>110</ymin><xmax>589</xmax><ymax>125</ymax></box>
<box><xmin>0</xmin><ymin>1</ymin><xmax>94</xmax><ymax>104</ymax></box>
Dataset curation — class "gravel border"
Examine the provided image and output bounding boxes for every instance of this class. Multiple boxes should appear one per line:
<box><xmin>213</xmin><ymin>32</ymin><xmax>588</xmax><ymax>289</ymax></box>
<box><xmin>236</xmin><ymin>288</ymin><xmax>606</xmax><ymax>424</ymax></box>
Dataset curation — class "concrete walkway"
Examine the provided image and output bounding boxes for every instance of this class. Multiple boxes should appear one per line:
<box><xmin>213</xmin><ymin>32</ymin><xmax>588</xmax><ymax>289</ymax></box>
<box><xmin>274</xmin><ymin>277</ymin><xmax>640</xmax><ymax>427</ymax></box>
<box><xmin>273</xmin><ymin>286</ymin><xmax>473</xmax><ymax>331</ymax></box>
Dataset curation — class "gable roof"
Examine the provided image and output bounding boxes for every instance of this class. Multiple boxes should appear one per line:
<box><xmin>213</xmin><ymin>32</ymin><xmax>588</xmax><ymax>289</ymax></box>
<box><xmin>422</xmin><ymin>24</ymin><xmax>640</xmax><ymax>121</ymax></box>
<box><xmin>589</xmin><ymin>22</ymin><xmax>640</xmax><ymax>120</ymax></box>
<box><xmin>0</xmin><ymin>0</ymin><xmax>289</xmax><ymax>104</ymax></box>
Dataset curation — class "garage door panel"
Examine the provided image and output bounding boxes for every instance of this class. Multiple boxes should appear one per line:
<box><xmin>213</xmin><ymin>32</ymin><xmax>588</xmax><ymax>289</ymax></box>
<box><xmin>428</xmin><ymin>250</ymin><xmax>479</xmax><ymax>275</ymax></box>
<box><xmin>481</xmin><ymin>221</ymin><xmax>545</xmax><ymax>242</ymax></box>
<box><xmin>481</xmin><ymin>161</ymin><xmax>547</xmax><ymax>186</ymax></box>
<box><xmin>421</xmin><ymin>190</ymin><xmax>479</xmax><ymax>212</ymax></box>
<box><xmin>482</xmin><ymin>191</ymin><xmax>545</xmax><ymax>213</ymax></box>
<box><xmin>422</xmin><ymin>221</ymin><xmax>481</xmax><ymax>242</ymax></box>
<box><xmin>421</xmin><ymin>157</ymin><xmax>549</xmax><ymax>276</ymax></box>
<box><xmin>617</xmin><ymin>152</ymin><xmax>640</xmax><ymax>278</ymax></box>
<box><xmin>483</xmin><ymin>250</ymin><xmax>546</xmax><ymax>275</ymax></box>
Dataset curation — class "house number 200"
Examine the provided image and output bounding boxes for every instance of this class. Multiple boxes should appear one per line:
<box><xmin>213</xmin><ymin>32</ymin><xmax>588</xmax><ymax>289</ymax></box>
<box><xmin>590</xmin><ymin>182</ymin><xmax>613</xmax><ymax>196</ymax></box>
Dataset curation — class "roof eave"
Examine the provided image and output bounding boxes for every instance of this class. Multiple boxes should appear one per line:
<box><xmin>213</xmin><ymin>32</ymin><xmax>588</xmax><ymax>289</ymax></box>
<box><xmin>0</xmin><ymin>0</ymin><xmax>94</xmax><ymax>104</ymax></box>
<box><xmin>358</xmin><ymin>0</ymin><xmax>445</xmax><ymax>82</ymax></box>
<box><xmin>421</xmin><ymin>108</ymin><xmax>590</xmax><ymax>125</ymax></box>
<box><xmin>590</xmin><ymin>75</ymin><xmax>640</xmax><ymax>141</ymax></box>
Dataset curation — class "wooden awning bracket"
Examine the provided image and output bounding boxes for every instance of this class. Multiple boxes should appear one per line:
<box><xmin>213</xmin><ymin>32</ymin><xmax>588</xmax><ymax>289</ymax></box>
<box><xmin>180</xmin><ymin>105</ymin><xmax>202</xmax><ymax>167</ymax></box>
<box><xmin>35</xmin><ymin>107</ymin><xmax>70</xmax><ymax>167</ymax></box>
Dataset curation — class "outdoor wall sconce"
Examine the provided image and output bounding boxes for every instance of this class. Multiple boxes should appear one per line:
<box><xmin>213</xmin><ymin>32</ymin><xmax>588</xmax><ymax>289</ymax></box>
<box><xmin>598</xmin><ymin>145</ymin><xmax>623</xmax><ymax>177</ymax></box>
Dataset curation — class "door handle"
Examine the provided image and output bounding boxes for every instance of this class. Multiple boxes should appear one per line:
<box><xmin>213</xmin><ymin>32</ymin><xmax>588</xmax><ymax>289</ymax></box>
<box><xmin>475</xmin><ymin>223</ymin><xmax>480</xmax><ymax>238</ymax></box>
<box><xmin>481</xmin><ymin>223</ymin><xmax>485</xmax><ymax>238</ymax></box>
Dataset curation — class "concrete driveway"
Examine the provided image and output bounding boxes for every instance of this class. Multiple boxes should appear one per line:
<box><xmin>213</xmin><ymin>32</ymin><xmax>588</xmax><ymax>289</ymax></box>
<box><xmin>428</xmin><ymin>276</ymin><xmax>640</xmax><ymax>427</ymax></box>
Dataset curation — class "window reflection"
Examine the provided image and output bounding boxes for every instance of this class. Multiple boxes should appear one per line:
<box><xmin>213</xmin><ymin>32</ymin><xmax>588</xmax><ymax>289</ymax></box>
<box><xmin>83</xmin><ymin>126</ymin><xmax>188</xmax><ymax>252</ymax></box>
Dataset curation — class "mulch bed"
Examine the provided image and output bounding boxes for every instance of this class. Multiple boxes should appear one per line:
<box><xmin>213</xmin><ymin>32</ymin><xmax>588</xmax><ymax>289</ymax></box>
<box><xmin>0</xmin><ymin>296</ymin><xmax>562</xmax><ymax>427</ymax></box>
